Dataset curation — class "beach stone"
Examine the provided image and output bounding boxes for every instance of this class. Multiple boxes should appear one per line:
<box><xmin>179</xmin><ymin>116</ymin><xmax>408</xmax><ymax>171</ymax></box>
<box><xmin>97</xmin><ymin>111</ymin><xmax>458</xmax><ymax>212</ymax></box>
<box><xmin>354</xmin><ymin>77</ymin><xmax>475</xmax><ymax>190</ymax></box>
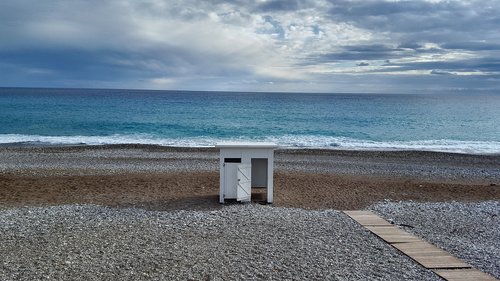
<box><xmin>0</xmin><ymin>204</ymin><xmax>440</xmax><ymax>281</ymax></box>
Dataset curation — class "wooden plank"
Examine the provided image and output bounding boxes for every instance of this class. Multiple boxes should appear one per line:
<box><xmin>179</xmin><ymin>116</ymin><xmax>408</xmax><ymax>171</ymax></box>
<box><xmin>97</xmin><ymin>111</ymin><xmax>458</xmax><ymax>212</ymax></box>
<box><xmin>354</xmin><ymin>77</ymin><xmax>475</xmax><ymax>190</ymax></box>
<box><xmin>343</xmin><ymin>210</ymin><xmax>374</xmax><ymax>216</ymax></box>
<box><xmin>393</xmin><ymin>242</ymin><xmax>470</xmax><ymax>269</ymax></box>
<box><xmin>392</xmin><ymin>241</ymin><xmax>440</xmax><ymax>251</ymax></box>
<box><xmin>365</xmin><ymin>226</ymin><xmax>422</xmax><ymax>243</ymax></box>
<box><xmin>343</xmin><ymin>211</ymin><xmax>392</xmax><ymax>226</ymax></box>
<box><xmin>433</xmin><ymin>269</ymin><xmax>498</xmax><ymax>281</ymax></box>
<box><xmin>399</xmin><ymin>249</ymin><xmax>452</xmax><ymax>256</ymax></box>
<box><xmin>365</xmin><ymin>226</ymin><xmax>417</xmax><ymax>234</ymax></box>
<box><xmin>411</xmin><ymin>256</ymin><xmax>471</xmax><ymax>269</ymax></box>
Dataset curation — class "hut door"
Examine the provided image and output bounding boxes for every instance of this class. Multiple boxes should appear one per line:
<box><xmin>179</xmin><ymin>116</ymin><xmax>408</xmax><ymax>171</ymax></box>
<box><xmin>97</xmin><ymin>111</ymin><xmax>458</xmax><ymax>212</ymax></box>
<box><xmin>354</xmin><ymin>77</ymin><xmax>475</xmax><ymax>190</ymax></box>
<box><xmin>236</xmin><ymin>164</ymin><xmax>251</xmax><ymax>202</ymax></box>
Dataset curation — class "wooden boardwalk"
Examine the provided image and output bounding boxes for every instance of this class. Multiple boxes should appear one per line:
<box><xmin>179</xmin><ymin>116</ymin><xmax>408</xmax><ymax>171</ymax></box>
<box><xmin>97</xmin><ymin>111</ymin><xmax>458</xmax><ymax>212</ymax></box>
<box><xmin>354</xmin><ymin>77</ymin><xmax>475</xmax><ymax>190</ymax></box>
<box><xmin>343</xmin><ymin>210</ymin><xmax>498</xmax><ymax>281</ymax></box>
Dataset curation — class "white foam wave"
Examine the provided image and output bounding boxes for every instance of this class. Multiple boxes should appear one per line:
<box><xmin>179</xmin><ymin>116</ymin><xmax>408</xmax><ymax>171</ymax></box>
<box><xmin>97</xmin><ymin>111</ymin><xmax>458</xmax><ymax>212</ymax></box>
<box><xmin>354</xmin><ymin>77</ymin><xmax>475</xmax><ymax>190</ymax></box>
<box><xmin>0</xmin><ymin>134</ymin><xmax>216</xmax><ymax>147</ymax></box>
<box><xmin>266</xmin><ymin>135</ymin><xmax>500</xmax><ymax>154</ymax></box>
<box><xmin>0</xmin><ymin>134</ymin><xmax>499</xmax><ymax>154</ymax></box>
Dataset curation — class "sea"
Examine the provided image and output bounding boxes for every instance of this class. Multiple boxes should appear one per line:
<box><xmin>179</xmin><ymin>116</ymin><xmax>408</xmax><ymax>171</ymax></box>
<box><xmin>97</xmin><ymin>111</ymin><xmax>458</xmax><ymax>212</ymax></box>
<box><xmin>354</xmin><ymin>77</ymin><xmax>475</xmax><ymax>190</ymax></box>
<box><xmin>0</xmin><ymin>87</ymin><xmax>499</xmax><ymax>154</ymax></box>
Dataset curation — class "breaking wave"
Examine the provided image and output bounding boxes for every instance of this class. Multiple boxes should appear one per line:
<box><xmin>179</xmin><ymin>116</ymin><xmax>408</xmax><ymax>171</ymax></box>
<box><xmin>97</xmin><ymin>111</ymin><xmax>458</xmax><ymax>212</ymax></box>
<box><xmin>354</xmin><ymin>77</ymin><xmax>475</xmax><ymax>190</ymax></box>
<box><xmin>1</xmin><ymin>134</ymin><xmax>499</xmax><ymax>154</ymax></box>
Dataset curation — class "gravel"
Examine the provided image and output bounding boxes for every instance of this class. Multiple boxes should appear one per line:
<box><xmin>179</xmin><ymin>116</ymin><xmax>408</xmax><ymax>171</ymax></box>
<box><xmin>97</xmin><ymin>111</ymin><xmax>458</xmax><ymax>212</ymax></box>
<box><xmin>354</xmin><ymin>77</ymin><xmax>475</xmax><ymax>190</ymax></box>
<box><xmin>371</xmin><ymin>200</ymin><xmax>500</xmax><ymax>278</ymax></box>
<box><xmin>1</xmin><ymin>146</ymin><xmax>499</xmax><ymax>184</ymax></box>
<box><xmin>0</xmin><ymin>147</ymin><xmax>219</xmax><ymax>175</ymax></box>
<box><xmin>0</xmin><ymin>204</ymin><xmax>440</xmax><ymax>281</ymax></box>
<box><xmin>275</xmin><ymin>150</ymin><xmax>500</xmax><ymax>184</ymax></box>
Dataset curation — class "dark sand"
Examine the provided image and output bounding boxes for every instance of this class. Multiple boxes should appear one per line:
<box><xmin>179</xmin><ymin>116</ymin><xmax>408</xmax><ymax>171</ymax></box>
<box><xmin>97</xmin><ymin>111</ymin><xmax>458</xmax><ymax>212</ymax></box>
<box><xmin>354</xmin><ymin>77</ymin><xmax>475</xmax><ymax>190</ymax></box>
<box><xmin>1</xmin><ymin>145</ymin><xmax>499</xmax><ymax>210</ymax></box>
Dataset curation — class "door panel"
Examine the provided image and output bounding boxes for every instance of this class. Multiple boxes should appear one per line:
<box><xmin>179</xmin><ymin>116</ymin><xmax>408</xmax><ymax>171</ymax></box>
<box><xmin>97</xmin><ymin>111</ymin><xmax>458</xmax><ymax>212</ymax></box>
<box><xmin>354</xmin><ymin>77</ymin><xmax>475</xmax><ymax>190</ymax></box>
<box><xmin>224</xmin><ymin>163</ymin><xmax>239</xmax><ymax>199</ymax></box>
<box><xmin>237</xmin><ymin>164</ymin><xmax>251</xmax><ymax>202</ymax></box>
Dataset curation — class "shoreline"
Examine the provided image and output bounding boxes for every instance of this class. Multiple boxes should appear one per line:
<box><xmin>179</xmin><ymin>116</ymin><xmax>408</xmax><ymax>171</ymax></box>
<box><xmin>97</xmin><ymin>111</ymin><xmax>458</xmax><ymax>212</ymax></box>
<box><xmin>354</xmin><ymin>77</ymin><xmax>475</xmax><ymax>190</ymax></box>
<box><xmin>1</xmin><ymin>142</ymin><xmax>500</xmax><ymax>156</ymax></box>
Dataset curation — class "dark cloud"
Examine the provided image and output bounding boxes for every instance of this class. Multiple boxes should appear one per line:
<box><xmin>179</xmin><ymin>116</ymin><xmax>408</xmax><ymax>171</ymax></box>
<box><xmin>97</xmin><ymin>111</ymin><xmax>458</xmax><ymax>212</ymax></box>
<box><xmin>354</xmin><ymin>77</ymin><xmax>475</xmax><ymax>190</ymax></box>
<box><xmin>254</xmin><ymin>0</ymin><xmax>315</xmax><ymax>12</ymax></box>
<box><xmin>327</xmin><ymin>0</ymin><xmax>500</xmax><ymax>48</ymax></box>
<box><xmin>397</xmin><ymin>42</ymin><xmax>422</xmax><ymax>50</ymax></box>
<box><xmin>256</xmin><ymin>0</ymin><xmax>300</xmax><ymax>12</ymax></box>
<box><xmin>310</xmin><ymin>43</ymin><xmax>451</xmax><ymax>65</ymax></box>
<box><xmin>441</xmin><ymin>42</ymin><xmax>500</xmax><ymax>51</ymax></box>
<box><xmin>356</xmin><ymin>62</ymin><xmax>369</xmax><ymax>66</ymax></box>
<box><xmin>382</xmin><ymin>57</ymin><xmax>500</xmax><ymax>73</ymax></box>
<box><xmin>310</xmin><ymin>44</ymin><xmax>406</xmax><ymax>62</ymax></box>
<box><xmin>330</xmin><ymin>0</ymin><xmax>434</xmax><ymax>16</ymax></box>
<box><xmin>430</xmin><ymin>70</ymin><xmax>454</xmax><ymax>75</ymax></box>
<box><xmin>0</xmin><ymin>49</ymin><xmax>155</xmax><ymax>81</ymax></box>
<box><xmin>329</xmin><ymin>0</ymin><xmax>466</xmax><ymax>32</ymax></box>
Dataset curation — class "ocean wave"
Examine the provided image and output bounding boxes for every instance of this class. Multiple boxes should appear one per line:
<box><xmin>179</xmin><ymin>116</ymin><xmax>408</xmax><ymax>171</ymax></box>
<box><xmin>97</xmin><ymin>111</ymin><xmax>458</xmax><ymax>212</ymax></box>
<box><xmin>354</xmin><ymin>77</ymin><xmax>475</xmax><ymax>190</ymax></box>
<box><xmin>0</xmin><ymin>134</ymin><xmax>499</xmax><ymax>154</ymax></box>
<box><xmin>267</xmin><ymin>135</ymin><xmax>500</xmax><ymax>154</ymax></box>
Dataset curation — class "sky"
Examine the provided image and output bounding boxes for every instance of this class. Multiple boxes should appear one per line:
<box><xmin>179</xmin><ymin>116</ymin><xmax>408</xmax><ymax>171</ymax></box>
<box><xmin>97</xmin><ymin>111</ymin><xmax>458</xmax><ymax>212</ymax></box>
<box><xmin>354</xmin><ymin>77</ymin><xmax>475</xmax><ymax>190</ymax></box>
<box><xmin>1</xmin><ymin>0</ymin><xmax>499</xmax><ymax>93</ymax></box>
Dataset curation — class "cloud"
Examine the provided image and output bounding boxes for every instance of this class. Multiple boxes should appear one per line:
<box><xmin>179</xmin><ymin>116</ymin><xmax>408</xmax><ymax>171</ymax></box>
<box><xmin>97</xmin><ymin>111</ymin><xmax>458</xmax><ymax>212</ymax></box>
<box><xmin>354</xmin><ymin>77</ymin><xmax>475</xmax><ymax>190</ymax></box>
<box><xmin>255</xmin><ymin>0</ymin><xmax>305</xmax><ymax>12</ymax></box>
<box><xmin>314</xmin><ymin>44</ymin><xmax>407</xmax><ymax>62</ymax></box>
<box><xmin>0</xmin><ymin>0</ymin><xmax>499</xmax><ymax>93</ymax></box>
<box><xmin>441</xmin><ymin>41</ymin><xmax>500</xmax><ymax>51</ymax></box>
<box><xmin>430</xmin><ymin>70</ymin><xmax>454</xmax><ymax>75</ymax></box>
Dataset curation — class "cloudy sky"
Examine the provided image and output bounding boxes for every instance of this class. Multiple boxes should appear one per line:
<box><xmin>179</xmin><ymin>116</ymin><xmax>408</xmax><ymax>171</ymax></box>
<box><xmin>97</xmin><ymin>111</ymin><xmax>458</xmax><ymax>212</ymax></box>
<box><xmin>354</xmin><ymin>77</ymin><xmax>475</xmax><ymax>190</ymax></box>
<box><xmin>1</xmin><ymin>0</ymin><xmax>499</xmax><ymax>93</ymax></box>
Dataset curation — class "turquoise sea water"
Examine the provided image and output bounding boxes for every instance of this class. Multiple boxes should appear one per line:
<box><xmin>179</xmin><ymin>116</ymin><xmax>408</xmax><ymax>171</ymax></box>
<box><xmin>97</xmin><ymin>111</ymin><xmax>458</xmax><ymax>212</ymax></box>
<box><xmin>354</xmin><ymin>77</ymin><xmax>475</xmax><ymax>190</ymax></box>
<box><xmin>0</xmin><ymin>87</ymin><xmax>499</xmax><ymax>154</ymax></box>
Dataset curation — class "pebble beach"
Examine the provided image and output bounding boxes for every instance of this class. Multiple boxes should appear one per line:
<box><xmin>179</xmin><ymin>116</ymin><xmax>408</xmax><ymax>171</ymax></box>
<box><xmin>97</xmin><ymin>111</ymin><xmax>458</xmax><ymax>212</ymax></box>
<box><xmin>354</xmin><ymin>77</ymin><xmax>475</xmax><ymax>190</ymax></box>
<box><xmin>0</xmin><ymin>145</ymin><xmax>499</xmax><ymax>280</ymax></box>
